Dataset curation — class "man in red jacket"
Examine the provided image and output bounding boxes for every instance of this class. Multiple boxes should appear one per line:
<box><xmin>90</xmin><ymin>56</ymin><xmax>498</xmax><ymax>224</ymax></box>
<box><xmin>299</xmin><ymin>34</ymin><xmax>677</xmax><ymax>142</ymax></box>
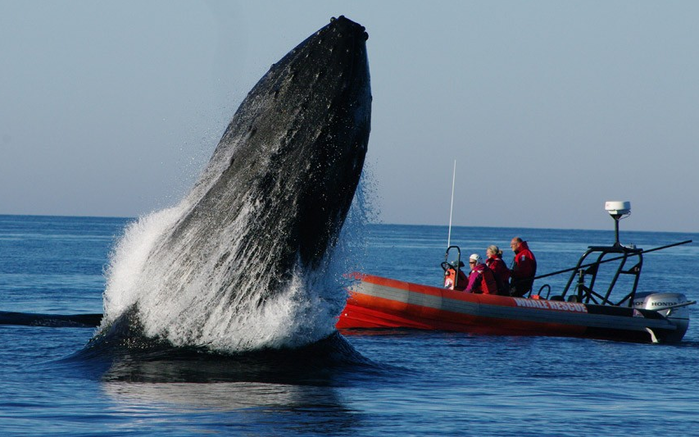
<box><xmin>509</xmin><ymin>237</ymin><xmax>537</xmax><ymax>297</ymax></box>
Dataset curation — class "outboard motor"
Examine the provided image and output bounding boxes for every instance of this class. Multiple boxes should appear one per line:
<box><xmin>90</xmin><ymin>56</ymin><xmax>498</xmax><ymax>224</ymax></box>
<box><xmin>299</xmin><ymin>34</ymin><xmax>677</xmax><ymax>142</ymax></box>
<box><xmin>633</xmin><ymin>292</ymin><xmax>691</xmax><ymax>342</ymax></box>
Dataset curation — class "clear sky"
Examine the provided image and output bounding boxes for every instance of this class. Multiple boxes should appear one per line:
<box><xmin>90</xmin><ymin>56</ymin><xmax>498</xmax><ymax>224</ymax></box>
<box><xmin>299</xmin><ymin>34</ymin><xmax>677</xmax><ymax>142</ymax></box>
<box><xmin>1</xmin><ymin>1</ymin><xmax>698</xmax><ymax>232</ymax></box>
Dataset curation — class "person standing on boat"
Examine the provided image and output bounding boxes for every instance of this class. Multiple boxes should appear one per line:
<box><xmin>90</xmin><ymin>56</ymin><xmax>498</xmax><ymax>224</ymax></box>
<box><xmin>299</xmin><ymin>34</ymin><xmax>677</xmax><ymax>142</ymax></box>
<box><xmin>509</xmin><ymin>237</ymin><xmax>537</xmax><ymax>297</ymax></box>
<box><xmin>465</xmin><ymin>254</ymin><xmax>498</xmax><ymax>294</ymax></box>
<box><xmin>485</xmin><ymin>245</ymin><xmax>510</xmax><ymax>295</ymax></box>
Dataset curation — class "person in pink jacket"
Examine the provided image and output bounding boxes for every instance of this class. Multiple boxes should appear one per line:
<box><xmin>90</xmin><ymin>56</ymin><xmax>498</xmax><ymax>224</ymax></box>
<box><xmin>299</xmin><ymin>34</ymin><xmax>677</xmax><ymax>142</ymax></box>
<box><xmin>465</xmin><ymin>254</ymin><xmax>498</xmax><ymax>294</ymax></box>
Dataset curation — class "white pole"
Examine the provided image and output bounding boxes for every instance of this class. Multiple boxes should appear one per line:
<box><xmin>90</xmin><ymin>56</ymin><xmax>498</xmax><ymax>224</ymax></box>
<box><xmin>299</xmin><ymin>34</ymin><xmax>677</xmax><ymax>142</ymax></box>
<box><xmin>447</xmin><ymin>160</ymin><xmax>457</xmax><ymax>249</ymax></box>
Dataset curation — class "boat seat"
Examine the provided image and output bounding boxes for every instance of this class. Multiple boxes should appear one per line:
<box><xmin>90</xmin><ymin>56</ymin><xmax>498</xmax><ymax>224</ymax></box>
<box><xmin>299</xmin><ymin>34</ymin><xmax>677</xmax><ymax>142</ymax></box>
<box><xmin>567</xmin><ymin>295</ymin><xmax>580</xmax><ymax>303</ymax></box>
<box><xmin>550</xmin><ymin>295</ymin><xmax>564</xmax><ymax>301</ymax></box>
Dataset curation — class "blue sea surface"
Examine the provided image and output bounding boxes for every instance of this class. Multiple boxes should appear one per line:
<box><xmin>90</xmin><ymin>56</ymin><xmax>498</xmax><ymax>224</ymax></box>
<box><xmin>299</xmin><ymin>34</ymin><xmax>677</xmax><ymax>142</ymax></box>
<box><xmin>1</xmin><ymin>215</ymin><xmax>698</xmax><ymax>436</ymax></box>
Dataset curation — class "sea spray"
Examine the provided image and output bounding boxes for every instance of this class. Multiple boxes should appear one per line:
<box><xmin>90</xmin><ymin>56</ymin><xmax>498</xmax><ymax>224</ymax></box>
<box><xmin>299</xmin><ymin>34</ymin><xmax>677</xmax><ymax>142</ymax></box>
<box><xmin>98</xmin><ymin>169</ymin><xmax>376</xmax><ymax>353</ymax></box>
<box><xmin>99</xmin><ymin>191</ymin><xmax>368</xmax><ymax>352</ymax></box>
<box><xmin>102</xmin><ymin>205</ymin><xmax>186</xmax><ymax>322</ymax></box>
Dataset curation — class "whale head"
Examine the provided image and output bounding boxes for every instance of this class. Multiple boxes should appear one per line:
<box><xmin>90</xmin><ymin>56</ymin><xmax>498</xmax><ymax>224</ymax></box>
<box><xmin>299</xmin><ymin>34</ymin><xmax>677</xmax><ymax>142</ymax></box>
<box><xmin>189</xmin><ymin>15</ymin><xmax>371</xmax><ymax>276</ymax></box>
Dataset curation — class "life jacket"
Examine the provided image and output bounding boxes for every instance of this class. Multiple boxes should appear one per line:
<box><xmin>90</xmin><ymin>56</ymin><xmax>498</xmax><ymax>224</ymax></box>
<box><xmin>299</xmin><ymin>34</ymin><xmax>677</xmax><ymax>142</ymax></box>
<box><xmin>466</xmin><ymin>263</ymin><xmax>499</xmax><ymax>294</ymax></box>
<box><xmin>444</xmin><ymin>267</ymin><xmax>468</xmax><ymax>291</ymax></box>
<box><xmin>480</xmin><ymin>265</ymin><xmax>498</xmax><ymax>295</ymax></box>
<box><xmin>511</xmin><ymin>242</ymin><xmax>537</xmax><ymax>296</ymax></box>
<box><xmin>486</xmin><ymin>256</ymin><xmax>510</xmax><ymax>295</ymax></box>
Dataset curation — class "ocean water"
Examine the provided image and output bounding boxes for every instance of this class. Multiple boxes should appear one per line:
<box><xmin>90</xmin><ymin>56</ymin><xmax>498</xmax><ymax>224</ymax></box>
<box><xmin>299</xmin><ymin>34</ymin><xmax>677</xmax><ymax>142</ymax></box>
<box><xmin>1</xmin><ymin>214</ymin><xmax>698</xmax><ymax>436</ymax></box>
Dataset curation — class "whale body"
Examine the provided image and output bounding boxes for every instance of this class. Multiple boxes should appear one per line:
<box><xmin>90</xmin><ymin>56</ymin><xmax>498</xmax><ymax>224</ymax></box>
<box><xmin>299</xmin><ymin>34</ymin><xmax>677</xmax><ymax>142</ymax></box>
<box><xmin>97</xmin><ymin>16</ymin><xmax>371</xmax><ymax>352</ymax></box>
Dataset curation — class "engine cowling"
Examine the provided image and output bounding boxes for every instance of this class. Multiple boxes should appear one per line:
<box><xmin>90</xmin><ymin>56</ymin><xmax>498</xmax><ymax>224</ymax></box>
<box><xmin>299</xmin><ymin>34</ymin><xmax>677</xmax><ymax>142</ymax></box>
<box><xmin>633</xmin><ymin>292</ymin><xmax>690</xmax><ymax>342</ymax></box>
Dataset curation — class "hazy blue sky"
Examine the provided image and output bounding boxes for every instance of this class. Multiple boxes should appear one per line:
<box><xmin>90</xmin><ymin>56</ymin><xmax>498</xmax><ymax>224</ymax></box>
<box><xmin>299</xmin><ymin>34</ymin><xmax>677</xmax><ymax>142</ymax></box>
<box><xmin>2</xmin><ymin>1</ymin><xmax>698</xmax><ymax>232</ymax></box>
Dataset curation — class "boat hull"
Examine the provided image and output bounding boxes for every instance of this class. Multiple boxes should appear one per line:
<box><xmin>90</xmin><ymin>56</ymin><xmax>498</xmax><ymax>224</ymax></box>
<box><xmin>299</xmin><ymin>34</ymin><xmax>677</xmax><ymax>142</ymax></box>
<box><xmin>337</xmin><ymin>274</ymin><xmax>686</xmax><ymax>343</ymax></box>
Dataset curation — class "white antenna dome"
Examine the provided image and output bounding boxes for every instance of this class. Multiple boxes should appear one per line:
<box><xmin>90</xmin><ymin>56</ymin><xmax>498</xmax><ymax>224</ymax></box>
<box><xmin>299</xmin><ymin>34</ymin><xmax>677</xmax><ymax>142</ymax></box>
<box><xmin>604</xmin><ymin>201</ymin><xmax>631</xmax><ymax>217</ymax></box>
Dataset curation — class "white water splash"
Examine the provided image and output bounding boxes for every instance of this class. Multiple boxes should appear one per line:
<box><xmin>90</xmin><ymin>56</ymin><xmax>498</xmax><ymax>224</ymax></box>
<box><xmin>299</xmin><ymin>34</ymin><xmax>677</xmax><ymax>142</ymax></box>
<box><xmin>100</xmin><ymin>173</ymin><xmax>373</xmax><ymax>353</ymax></box>
<box><xmin>102</xmin><ymin>205</ymin><xmax>187</xmax><ymax>320</ymax></box>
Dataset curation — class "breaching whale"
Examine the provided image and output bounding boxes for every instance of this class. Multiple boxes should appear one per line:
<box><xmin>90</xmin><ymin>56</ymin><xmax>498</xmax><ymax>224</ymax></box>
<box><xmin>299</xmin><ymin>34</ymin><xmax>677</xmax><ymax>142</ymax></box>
<box><xmin>95</xmin><ymin>16</ymin><xmax>372</xmax><ymax>352</ymax></box>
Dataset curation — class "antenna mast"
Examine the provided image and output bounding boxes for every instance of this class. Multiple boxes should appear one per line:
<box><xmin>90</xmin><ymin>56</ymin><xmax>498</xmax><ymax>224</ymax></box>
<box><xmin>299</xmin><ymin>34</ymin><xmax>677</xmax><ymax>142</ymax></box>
<box><xmin>447</xmin><ymin>160</ymin><xmax>457</xmax><ymax>248</ymax></box>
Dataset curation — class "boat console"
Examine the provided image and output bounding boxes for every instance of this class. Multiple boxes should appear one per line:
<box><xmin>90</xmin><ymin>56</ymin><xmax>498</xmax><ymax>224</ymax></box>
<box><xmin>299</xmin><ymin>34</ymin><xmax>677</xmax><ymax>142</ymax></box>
<box><xmin>532</xmin><ymin>201</ymin><xmax>695</xmax><ymax>341</ymax></box>
<box><xmin>559</xmin><ymin>243</ymin><xmax>643</xmax><ymax>306</ymax></box>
